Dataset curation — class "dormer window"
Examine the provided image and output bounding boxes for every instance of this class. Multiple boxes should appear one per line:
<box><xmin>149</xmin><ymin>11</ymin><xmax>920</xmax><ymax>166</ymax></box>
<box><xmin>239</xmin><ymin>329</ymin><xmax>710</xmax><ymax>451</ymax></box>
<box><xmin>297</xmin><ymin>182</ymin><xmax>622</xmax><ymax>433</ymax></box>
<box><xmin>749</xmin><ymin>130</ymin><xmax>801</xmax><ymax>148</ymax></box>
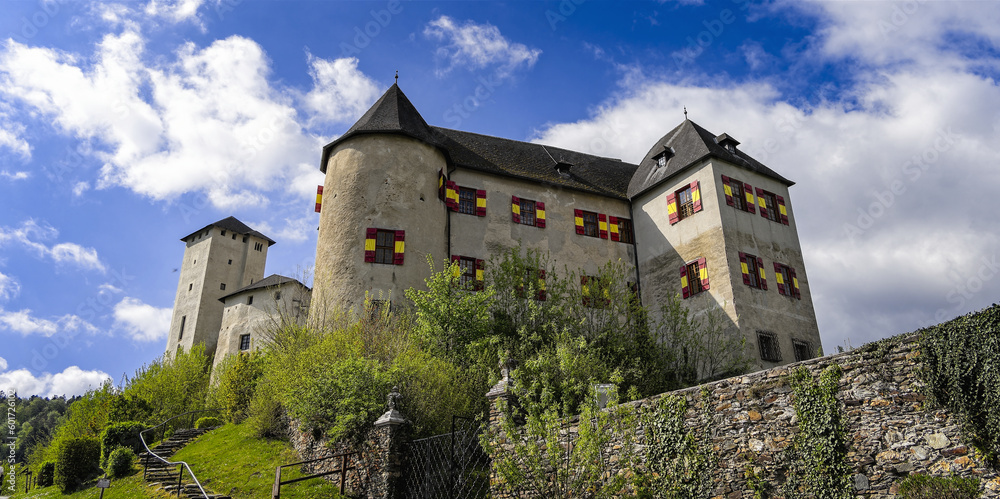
<box><xmin>653</xmin><ymin>147</ymin><xmax>674</xmax><ymax>169</ymax></box>
<box><xmin>716</xmin><ymin>133</ymin><xmax>740</xmax><ymax>154</ymax></box>
<box><xmin>555</xmin><ymin>161</ymin><xmax>572</xmax><ymax>176</ymax></box>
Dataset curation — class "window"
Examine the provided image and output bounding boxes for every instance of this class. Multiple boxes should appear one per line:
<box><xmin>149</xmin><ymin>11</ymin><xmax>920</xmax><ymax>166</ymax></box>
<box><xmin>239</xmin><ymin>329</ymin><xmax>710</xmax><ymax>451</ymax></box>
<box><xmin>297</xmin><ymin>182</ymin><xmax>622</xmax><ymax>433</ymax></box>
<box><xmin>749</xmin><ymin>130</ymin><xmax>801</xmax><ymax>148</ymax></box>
<box><xmin>274</xmin><ymin>291</ymin><xmax>281</xmax><ymax>300</ymax></box>
<box><xmin>243</xmin><ymin>236</ymin><xmax>248</xmax><ymax>243</ymax></box>
<box><xmin>458</xmin><ymin>187</ymin><xmax>477</xmax><ymax>215</ymax></box>
<box><xmin>686</xmin><ymin>261</ymin><xmax>703</xmax><ymax>296</ymax></box>
<box><xmin>247</xmin><ymin>295</ymin><xmax>254</xmax><ymax>306</ymax></box>
<box><xmin>612</xmin><ymin>217</ymin><xmax>635</xmax><ymax>244</ymax></box>
<box><xmin>239</xmin><ymin>334</ymin><xmax>251</xmax><ymax>351</ymax></box>
<box><xmin>179</xmin><ymin>316</ymin><xmax>186</xmax><ymax>340</ymax></box>
<box><xmin>365</xmin><ymin>228</ymin><xmax>404</xmax><ymax>265</ymax></box>
<box><xmin>722</xmin><ymin>175</ymin><xmax>756</xmax><ymax>214</ymax></box>
<box><xmin>676</xmin><ymin>185</ymin><xmax>695</xmax><ymax>220</ymax></box>
<box><xmin>254</xmin><ymin>242</ymin><xmax>263</xmax><ymax>251</ymax></box>
<box><xmin>757</xmin><ymin>331</ymin><xmax>781</xmax><ymax>362</ymax></box>
<box><xmin>730</xmin><ymin>177</ymin><xmax>746</xmax><ymax>211</ymax></box>
<box><xmin>232</xmin><ymin>233</ymin><xmax>237</xmax><ymax>240</ymax></box>
<box><xmin>681</xmin><ymin>258</ymin><xmax>709</xmax><ymax>298</ymax></box>
<box><xmin>228</xmin><ymin>259</ymin><xmax>232</xmax><ymax>265</ymax></box>
<box><xmin>221</xmin><ymin>230</ymin><xmax>226</xmax><ymax>236</ymax></box>
<box><xmin>739</xmin><ymin>252</ymin><xmax>767</xmax><ymax>290</ymax></box>
<box><xmin>512</xmin><ymin>196</ymin><xmax>545</xmax><ymax>227</ymax></box>
<box><xmin>375</xmin><ymin>230</ymin><xmax>396</xmax><ymax>265</ymax></box>
<box><xmin>519</xmin><ymin>199</ymin><xmax>535</xmax><ymax>226</ymax></box>
<box><xmin>581</xmin><ymin>275</ymin><xmax>609</xmax><ymax>308</ymax></box>
<box><xmin>458</xmin><ymin>257</ymin><xmax>476</xmax><ymax>288</ymax></box>
<box><xmin>583</xmin><ymin>211</ymin><xmax>599</xmax><ymax>237</ymax></box>
<box><xmin>656</xmin><ymin>154</ymin><xmax>667</xmax><ymax>169</ymax></box>
<box><xmin>761</xmin><ymin>190</ymin><xmax>779</xmax><ymax>222</ymax></box>
<box><xmin>367</xmin><ymin>299</ymin><xmax>390</xmax><ymax>321</ymax></box>
<box><xmin>220</xmin><ymin>283</ymin><xmax>226</xmax><ymax>290</ymax></box>
<box><xmin>188</xmin><ymin>283</ymin><xmax>193</xmax><ymax>291</ymax></box>
<box><xmin>773</xmin><ymin>262</ymin><xmax>801</xmax><ymax>299</ymax></box>
<box><xmin>793</xmin><ymin>340</ymin><xmax>812</xmax><ymax>362</ymax></box>
<box><xmin>516</xmin><ymin>268</ymin><xmax>546</xmax><ymax>300</ymax></box>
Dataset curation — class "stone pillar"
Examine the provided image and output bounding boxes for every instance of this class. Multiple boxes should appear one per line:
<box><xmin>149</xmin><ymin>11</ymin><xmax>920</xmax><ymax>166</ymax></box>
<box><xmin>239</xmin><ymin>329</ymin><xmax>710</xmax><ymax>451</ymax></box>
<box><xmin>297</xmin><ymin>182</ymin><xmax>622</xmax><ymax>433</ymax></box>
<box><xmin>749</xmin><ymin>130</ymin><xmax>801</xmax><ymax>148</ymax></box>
<box><xmin>486</xmin><ymin>357</ymin><xmax>518</xmax><ymax>498</ymax></box>
<box><xmin>370</xmin><ymin>386</ymin><xmax>409</xmax><ymax>499</ymax></box>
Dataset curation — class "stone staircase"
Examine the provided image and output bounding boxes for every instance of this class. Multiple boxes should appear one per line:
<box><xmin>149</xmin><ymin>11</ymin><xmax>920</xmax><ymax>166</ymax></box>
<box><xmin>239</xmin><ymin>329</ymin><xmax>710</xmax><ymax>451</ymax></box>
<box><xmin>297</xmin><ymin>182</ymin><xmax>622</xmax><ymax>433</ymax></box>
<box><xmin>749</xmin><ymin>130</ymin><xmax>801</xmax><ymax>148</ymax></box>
<box><xmin>140</xmin><ymin>428</ymin><xmax>231</xmax><ymax>499</ymax></box>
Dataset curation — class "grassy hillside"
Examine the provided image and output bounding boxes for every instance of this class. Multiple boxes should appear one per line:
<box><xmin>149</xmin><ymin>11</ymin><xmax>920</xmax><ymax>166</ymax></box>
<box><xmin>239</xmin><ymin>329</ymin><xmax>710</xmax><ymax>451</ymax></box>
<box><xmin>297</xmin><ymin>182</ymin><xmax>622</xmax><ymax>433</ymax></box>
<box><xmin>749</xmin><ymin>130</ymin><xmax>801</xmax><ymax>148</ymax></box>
<box><xmin>169</xmin><ymin>423</ymin><xmax>344</xmax><ymax>499</ymax></box>
<box><xmin>6</xmin><ymin>466</ymin><xmax>170</xmax><ymax>499</ymax></box>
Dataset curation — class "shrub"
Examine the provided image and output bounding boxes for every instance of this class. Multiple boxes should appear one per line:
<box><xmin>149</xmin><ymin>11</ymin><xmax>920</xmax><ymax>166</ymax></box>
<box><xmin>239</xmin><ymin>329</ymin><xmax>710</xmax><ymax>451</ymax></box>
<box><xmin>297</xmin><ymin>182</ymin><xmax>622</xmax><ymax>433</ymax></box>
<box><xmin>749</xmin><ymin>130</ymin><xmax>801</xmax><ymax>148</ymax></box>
<box><xmin>99</xmin><ymin>421</ymin><xmax>147</xmax><ymax>467</ymax></box>
<box><xmin>105</xmin><ymin>446</ymin><xmax>136</xmax><ymax>479</ymax></box>
<box><xmin>37</xmin><ymin>461</ymin><xmax>55</xmax><ymax>487</ymax></box>
<box><xmin>211</xmin><ymin>351</ymin><xmax>265</xmax><ymax>424</ymax></box>
<box><xmin>194</xmin><ymin>416</ymin><xmax>223</xmax><ymax>429</ymax></box>
<box><xmin>898</xmin><ymin>474</ymin><xmax>980</xmax><ymax>499</ymax></box>
<box><xmin>54</xmin><ymin>437</ymin><xmax>101</xmax><ymax>492</ymax></box>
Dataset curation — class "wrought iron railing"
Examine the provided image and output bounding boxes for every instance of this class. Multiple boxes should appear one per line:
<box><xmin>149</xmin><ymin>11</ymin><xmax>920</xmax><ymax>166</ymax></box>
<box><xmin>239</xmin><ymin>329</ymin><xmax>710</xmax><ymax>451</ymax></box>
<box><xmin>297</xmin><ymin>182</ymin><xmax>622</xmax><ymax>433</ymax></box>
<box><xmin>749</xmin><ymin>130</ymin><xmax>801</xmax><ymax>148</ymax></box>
<box><xmin>271</xmin><ymin>451</ymin><xmax>357</xmax><ymax>499</ymax></box>
<box><xmin>139</xmin><ymin>408</ymin><xmax>222</xmax><ymax>499</ymax></box>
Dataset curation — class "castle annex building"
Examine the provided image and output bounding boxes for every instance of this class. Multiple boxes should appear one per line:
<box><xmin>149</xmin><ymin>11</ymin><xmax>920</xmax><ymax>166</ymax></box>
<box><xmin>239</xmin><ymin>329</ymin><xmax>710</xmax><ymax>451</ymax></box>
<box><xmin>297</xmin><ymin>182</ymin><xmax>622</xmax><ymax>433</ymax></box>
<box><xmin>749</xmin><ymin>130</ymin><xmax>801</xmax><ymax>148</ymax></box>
<box><xmin>166</xmin><ymin>83</ymin><xmax>822</xmax><ymax>370</ymax></box>
<box><xmin>312</xmin><ymin>84</ymin><xmax>822</xmax><ymax>368</ymax></box>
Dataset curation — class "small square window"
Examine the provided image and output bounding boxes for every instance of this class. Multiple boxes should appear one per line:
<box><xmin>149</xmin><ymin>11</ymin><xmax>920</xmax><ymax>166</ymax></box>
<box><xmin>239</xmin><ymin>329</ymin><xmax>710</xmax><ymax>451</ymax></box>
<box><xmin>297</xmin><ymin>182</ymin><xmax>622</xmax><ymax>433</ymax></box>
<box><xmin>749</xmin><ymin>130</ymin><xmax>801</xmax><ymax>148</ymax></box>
<box><xmin>243</xmin><ymin>236</ymin><xmax>248</xmax><ymax>243</ymax></box>
<box><xmin>247</xmin><ymin>295</ymin><xmax>254</xmax><ymax>306</ymax></box>
<box><xmin>618</xmin><ymin>218</ymin><xmax>635</xmax><ymax>244</ymax></box>
<box><xmin>582</xmin><ymin>211</ymin><xmax>599</xmax><ymax>237</ymax></box>
<box><xmin>239</xmin><ymin>334</ymin><xmax>251</xmax><ymax>351</ymax></box>
<box><xmin>676</xmin><ymin>186</ymin><xmax>695</xmax><ymax>220</ymax></box>
<box><xmin>519</xmin><ymin>199</ymin><xmax>536</xmax><ymax>226</ymax></box>
<box><xmin>220</xmin><ymin>283</ymin><xmax>226</xmax><ymax>290</ymax></box>
<box><xmin>232</xmin><ymin>233</ymin><xmax>237</xmax><ymax>240</ymax></box>
<box><xmin>757</xmin><ymin>331</ymin><xmax>781</xmax><ymax>362</ymax></box>
<box><xmin>221</xmin><ymin>230</ymin><xmax>226</xmax><ymax>236</ymax></box>
<box><xmin>793</xmin><ymin>340</ymin><xmax>812</xmax><ymax>362</ymax></box>
<box><xmin>274</xmin><ymin>291</ymin><xmax>281</xmax><ymax>300</ymax></box>
<box><xmin>458</xmin><ymin>187</ymin><xmax>477</xmax><ymax>215</ymax></box>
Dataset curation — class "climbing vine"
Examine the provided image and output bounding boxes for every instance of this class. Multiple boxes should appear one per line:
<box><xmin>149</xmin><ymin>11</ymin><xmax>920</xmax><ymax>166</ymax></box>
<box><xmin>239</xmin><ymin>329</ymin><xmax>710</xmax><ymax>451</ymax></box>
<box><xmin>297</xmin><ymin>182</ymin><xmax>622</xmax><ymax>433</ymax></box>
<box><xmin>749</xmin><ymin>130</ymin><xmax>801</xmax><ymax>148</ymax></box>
<box><xmin>638</xmin><ymin>389</ymin><xmax>714</xmax><ymax>498</ymax></box>
<box><xmin>785</xmin><ymin>364</ymin><xmax>852</xmax><ymax>499</ymax></box>
<box><xmin>919</xmin><ymin>303</ymin><xmax>1000</xmax><ymax>464</ymax></box>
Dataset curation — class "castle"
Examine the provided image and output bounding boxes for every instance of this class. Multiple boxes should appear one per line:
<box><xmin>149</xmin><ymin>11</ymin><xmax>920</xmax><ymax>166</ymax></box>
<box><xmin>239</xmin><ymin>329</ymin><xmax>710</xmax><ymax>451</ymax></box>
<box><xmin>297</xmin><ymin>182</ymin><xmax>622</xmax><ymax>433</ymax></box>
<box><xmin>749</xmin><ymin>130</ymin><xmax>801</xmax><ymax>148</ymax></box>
<box><xmin>166</xmin><ymin>83</ymin><xmax>822</xmax><ymax>370</ymax></box>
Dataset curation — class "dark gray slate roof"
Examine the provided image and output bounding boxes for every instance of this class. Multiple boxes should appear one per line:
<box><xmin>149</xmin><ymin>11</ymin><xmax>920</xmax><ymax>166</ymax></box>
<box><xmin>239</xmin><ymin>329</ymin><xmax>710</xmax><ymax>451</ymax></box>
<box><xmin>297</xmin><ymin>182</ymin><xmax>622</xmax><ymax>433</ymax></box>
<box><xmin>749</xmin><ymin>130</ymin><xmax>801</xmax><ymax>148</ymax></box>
<box><xmin>627</xmin><ymin>119</ymin><xmax>793</xmax><ymax>199</ymax></box>
<box><xmin>181</xmin><ymin>216</ymin><xmax>276</xmax><ymax>246</ymax></box>
<box><xmin>218</xmin><ymin>274</ymin><xmax>308</xmax><ymax>302</ymax></box>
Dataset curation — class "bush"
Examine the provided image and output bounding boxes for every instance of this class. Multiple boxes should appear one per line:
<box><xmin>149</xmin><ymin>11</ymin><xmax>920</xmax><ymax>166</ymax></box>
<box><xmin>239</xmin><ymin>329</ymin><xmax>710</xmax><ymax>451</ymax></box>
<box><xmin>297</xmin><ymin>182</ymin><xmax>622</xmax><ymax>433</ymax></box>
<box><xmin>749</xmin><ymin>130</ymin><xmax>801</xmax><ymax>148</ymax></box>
<box><xmin>105</xmin><ymin>446</ymin><xmax>136</xmax><ymax>479</ymax></box>
<box><xmin>194</xmin><ymin>416</ymin><xmax>223</xmax><ymax>429</ymax></box>
<box><xmin>99</xmin><ymin>421</ymin><xmax>147</xmax><ymax>467</ymax></box>
<box><xmin>54</xmin><ymin>437</ymin><xmax>101</xmax><ymax>492</ymax></box>
<box><xmin>211</xmin><ymin>351</ymin><xmax>265</xmax><ymax>424</ymax></box>
<box><xmin>37</xmin><ymin>461</ymin><xmax>55</xmax><ymax>487</ymax></box>
<box><xmin>898</xmin><ymin>474</ymin><xmax>980</xmax><ymax>499</ymax></box>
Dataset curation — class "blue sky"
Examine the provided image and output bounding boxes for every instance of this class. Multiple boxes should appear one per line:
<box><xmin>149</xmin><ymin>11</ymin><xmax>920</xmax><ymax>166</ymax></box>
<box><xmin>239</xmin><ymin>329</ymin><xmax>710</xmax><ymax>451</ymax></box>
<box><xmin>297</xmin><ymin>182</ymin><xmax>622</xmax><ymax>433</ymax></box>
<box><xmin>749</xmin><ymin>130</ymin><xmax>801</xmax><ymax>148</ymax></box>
<box><xmin>1</xmin><ymin>0</ymin><xmax>998</xmax><ymax>397</ymax></box>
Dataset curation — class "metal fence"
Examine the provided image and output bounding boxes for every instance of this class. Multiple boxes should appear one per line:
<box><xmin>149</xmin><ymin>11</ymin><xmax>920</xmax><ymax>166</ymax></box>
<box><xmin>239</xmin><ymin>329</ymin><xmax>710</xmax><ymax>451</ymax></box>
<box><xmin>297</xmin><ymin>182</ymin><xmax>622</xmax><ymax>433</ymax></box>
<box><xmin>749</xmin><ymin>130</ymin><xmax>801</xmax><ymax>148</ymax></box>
<box><xmin>404</xmin><ymin>416</ymin><xmax>490</xmax><ymax>499</ymax></box>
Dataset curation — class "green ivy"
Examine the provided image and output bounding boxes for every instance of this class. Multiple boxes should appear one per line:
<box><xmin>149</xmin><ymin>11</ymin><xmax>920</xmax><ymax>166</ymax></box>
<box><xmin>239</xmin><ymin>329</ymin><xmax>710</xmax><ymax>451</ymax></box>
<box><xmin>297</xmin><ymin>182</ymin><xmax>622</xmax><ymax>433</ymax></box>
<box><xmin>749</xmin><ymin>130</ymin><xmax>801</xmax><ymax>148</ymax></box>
<box><xmin>897</xmin><ymin>473</ymin><xmax>980</xmax><ymax>499</ymax></box>
<box><xmin>785</xmin><ymin>365</ymin><xmax>851</xmax><ymax>499</ymax></box>
<box><xmin>638</xmin><ymin>390</ymin><xmax>714</xmax><ymax>498</ymax></box>
<box><xmin>919</xmin><ymin>304</ymin><xmax>1000</xmax><ymax>464</ymax></box>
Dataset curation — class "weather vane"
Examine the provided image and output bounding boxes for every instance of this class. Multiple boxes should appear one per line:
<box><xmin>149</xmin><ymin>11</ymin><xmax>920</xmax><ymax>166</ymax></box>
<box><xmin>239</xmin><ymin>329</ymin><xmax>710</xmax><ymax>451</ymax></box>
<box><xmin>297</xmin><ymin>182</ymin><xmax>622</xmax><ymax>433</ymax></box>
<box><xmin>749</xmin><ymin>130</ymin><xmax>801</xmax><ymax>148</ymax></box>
<box><xmin>395</xmin><ymin>70</ymin><xmax>398</xmax><ymax>84</ymax></box>
<box><xmin>684</xmin><ymin>106</ymin><xmax>688</xmax><ymax>119</ymax></box>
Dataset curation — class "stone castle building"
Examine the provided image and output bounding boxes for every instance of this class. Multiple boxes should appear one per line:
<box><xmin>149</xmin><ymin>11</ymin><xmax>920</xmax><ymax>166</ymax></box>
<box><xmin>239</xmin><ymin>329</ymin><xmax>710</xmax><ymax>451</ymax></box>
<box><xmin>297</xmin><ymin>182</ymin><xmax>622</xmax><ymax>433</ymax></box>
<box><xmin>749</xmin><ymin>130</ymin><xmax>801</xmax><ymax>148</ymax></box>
<box><xmin>166</xmin><ymin>83</ymin><xmax>822</xmax><ymax>369</ymax></box>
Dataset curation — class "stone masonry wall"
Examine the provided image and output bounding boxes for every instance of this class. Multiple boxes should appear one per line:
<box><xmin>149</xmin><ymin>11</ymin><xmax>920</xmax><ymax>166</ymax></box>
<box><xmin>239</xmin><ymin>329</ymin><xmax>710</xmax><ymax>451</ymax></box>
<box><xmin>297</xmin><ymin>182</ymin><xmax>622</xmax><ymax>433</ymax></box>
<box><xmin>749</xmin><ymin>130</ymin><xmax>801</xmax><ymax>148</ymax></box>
<box><xmin>489</xmin><ymin>333</ymin><xmax>1000</xmax><ymax>497</ymax></box>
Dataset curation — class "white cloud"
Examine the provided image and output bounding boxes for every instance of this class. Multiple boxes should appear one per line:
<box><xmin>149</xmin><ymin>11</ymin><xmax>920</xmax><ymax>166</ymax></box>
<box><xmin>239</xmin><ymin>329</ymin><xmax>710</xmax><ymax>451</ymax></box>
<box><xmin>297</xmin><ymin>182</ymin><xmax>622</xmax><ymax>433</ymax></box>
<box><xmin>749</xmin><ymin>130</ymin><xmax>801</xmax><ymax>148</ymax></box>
<box><xmin>0</xmin><ymin>170</ymin><xmax>29</xmax><ymax>180</ymax></box>
<box><xmin>0</xmin><ymin>366</ymin><xmax>110</xmax><ymax>397</ymax></box>
<box><xmin>424</xmin><ymin>16</ymin><xmax>541</xmax><ymax>79</ymax></box>
<box><xmin>0</xmin><ymin>31</ymin><xmax>332</xmax><ymax>209</ymax></box>
<box><xmin>0</xmin><ymin>220</ymin><xmax>106</xmax><ymax>272</ymax></box>
<box><xmin>0</xmin><ymin>356</ymin><xmax>6</xmax><ymax>371</ymax></box>
<box><xmin>0</xmin><ymin>307</ymin><xmax>98</xmax><ymax>337</ymax></box>
<box><xmin>143</xmin><ymin>0</ymin><xmax>206</xmax><ymax>26</ymax></box>
<box><xmin>73</xmin><ymin>181</ymin><xmax>90</xmax><ymax>196</ymax></box>
<box><xmin>113</xmin><ymin>297</ymin><xmax>171</xmax><ymax>342</ymax></box>
<box><xmin>0</xmin><ymin>272</ymin><xmax>19</xmax><ymax>301</ymax></box>
<box><xmin>302</xmin><ymin>54</ymin><xmax>380</xmax><ymax>125</ymax></box>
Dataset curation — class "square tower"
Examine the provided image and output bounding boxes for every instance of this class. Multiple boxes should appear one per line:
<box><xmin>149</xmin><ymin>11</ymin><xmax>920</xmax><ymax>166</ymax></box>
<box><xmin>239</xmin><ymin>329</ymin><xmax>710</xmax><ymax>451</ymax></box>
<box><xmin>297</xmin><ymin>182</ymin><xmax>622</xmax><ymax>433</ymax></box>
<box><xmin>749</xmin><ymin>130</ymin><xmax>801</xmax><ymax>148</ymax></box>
<box><xmin>164</xmin><ymin>216</ymin><xmax>274</xmax><ymax>358</ymax></box>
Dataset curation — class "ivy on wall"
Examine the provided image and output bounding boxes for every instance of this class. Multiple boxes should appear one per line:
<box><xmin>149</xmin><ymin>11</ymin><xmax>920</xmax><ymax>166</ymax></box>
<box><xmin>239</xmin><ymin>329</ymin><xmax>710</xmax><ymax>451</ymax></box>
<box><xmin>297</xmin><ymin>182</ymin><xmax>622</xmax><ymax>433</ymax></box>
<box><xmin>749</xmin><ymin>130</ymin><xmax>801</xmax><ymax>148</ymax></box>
<box><xmin>638</xmin><ymin>389</ymin><xmax>714</xmax><ymax>498</ymax></box>
<box><xmin>919</xmin><ymin>303</ymin><xmax>1000</xmax><ymax>464</ymax></box>
<box><xmin>785</xmin><ymin>364</ymin><xmax>852</xmax><ymax>499</ymax></box>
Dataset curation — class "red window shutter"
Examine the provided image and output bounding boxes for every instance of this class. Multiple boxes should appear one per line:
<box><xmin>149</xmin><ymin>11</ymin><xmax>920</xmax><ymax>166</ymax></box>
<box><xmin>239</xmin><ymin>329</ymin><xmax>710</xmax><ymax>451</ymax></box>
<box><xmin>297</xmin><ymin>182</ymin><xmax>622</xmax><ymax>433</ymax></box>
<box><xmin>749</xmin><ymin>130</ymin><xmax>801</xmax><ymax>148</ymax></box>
<box><xmin>739</xmin><ymin>252</ymin><xmax>751</xmax><ymax>285</ymax></box>
<box><xmin>667</xmin><ymin>193</ymin><xmax>679</xmax><ymax>225</ymax></box>
<box><xmin>438</xmin><ymin>170</ymin><xmax>445</xmax><ymax>201</ymax></box>
<box><xmin>537</xmin><ymin>269</ymin><xmax>546</xmax><ymax>301</ymax></box>
<box><xmin>574</xmin><ymin>209</ymin><xmax>585</xmax><ymax>234</ymax></box>
<box><xmin>698</xmin><ymin>257</ymin><xmax>710</xmax><ymax>291</ymax></box>
<box><xmin>393</xmin><ymin>230</ymin><xmax>405</xmax><ymax>265</ymax></box>
<box><xmin>744</xmin><ymin>183</ymin><xmax>756</xmax><ymax>214</ymax></box>
<box><xmin>609</xmin><ymin>216</ymin><xmax>620</xmax><ymax>242</ymax></box>
<box><xmin>791</xmin><ymin>268</ymin><xmax>801</xmax><ymax>299</ymax></box>
<box><xmin>757</xmin><ymin>256</ymin><xmax>767</xmax><ymax>290</ymax></box>
<box><xmin>364</xmin><ymin>228</ymin><xmax>377</xmax><ymax>263</ymax></box>
<box><xmin>776</xmin><ymin>195</ymin><xmax>789</xmax><ymax>225</ymax></box>
<box><xmin>756</xmin><ymin>187</ymin><xmax>768</xmax><ymax>218</ymax></box>
<box><xmin>691</xmin><ymin>181</ymin><xmax>702</xmax><ymax>213</ymax></box>
<box><xmin>476</xmin><ymin>190</ymin><xmax>487</xmax><ymax>217</ymax></box>
<box><xmin>680</xmin><ymin>264</ymin><xmax>690</xmax><ymax>299</ymax></box>
<box><xmin>475</xmin><ymin>259</ymin><xmax>485</xmax><ymax>290</ymax></box>
<box><xmin>721</xmin><ymin>175</ymin><xmax>734</xmax><ymax>207</ymax></box>
<box><xmin>535</xmin><ymin>202</ymin><xmax>546</xmax><ymax>228</ymax></box>
<box><xmin>598</xmin><ymin>214</ymin><xmax>608</xmax><ymax>239</ymax></box>
<box><xmin>314</xmin><ymin>185</ymin><xmax>323</xmax><ymax>213</ymax></box>
<box><xmin>774</xmin><ymin>262</ymin><xmax>786</xmax><ymax>296</ymax></box>
<box><xmin>511</xmin><ymin>195</ymin><xmax>521</xmax><ymax>223</ymax></box>
<box><xmin>446</xmin><ymin>181</ymin><xmax>459</xmax><ymax>211</ymax></box>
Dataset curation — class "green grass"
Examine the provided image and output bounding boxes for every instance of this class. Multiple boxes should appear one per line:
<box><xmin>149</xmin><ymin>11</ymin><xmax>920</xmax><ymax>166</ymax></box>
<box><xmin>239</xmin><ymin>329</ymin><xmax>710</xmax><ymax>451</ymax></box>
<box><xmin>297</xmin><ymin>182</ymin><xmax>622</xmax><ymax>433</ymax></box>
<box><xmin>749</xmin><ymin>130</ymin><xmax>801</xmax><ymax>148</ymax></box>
<box><xmin>6</xmin><ymin>463</ymin><xmax>170</xmax><ymax>499</ymax></box>
<box><xmin>169</xmin><ymin>423</ymin><xmax>345</xmax><ymax>499</ymax></box>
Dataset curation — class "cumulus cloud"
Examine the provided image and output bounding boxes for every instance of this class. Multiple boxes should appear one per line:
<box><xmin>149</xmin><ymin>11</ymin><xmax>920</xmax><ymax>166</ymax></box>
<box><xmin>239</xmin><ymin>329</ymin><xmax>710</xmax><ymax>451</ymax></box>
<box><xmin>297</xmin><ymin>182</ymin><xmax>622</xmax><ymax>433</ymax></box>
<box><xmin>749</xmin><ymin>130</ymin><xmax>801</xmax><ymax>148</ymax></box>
<box><xmin>531</xmin><ymin>37</ymin><xmax>1000</xmax><ymax>351</ymax></box>
<box><xmin>0</xmin><ymin>307</ymin><xmax>98</xmax><ymax>337</ymax></box>
<box><xmin>113</xmin><ymin>297</ymin><xmax>171</xmax><ymax>342</ymax></box>
<box><xmin>0</xmin><ymin>272</ymin><xmax>19</xmax><ymax>301</ymax></box>
<box><xmin>0</xmin><ymin>366</ymin><xmax>110</xmax><ymax>397</ymax></box>
<box><xmin>143</xmin><ymin>0</ymin><xmax>206</xmax><ymax>26</ymax></box>
<box><xmin>1</xmin><ymin>170</ymin><xmax>29</xmax><ymax>180</ymax></box>
<box><xmin>0</xmin><ymin>30</ymin><xmax>339</xmax><ymax>209</ymax></box>
<box><xmin>302</xmin><ymin>54</ymin><xmax>380</xmax><ymax>125</ymax></box>
<box><xmin>0</xmin><ymin>220</ymin><xmax>106</xmax><ymax>272</ymax></box>
<box><xmin>424</xmin><ymin>16</ymin><xmax>541</xmax><ymax>79</ymax></box>
<box><xmin>0</xmin><ymin>356</ymin><xmax>6</xmax><ymax>371</ymax></box>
